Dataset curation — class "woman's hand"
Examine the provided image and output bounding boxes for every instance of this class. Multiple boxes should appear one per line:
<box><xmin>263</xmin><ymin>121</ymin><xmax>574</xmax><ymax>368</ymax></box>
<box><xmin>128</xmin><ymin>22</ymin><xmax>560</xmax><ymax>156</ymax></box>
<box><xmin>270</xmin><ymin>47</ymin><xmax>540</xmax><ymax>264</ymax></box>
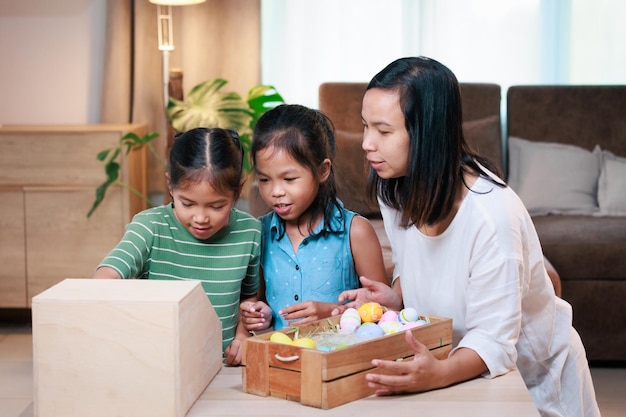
<box><xmin>239</xmin><ymin>300</ymin><xmax>272</xmax><ymax>331</ymax></box>
<box><xmin>279</xmin><ymin>301</ymin><xmax>338</xmax><ymax>326</ymax></box>
<box><xmin>366</xmin><ymin>331</ymin><xmax>487</xmax><ymax>395</ymax></box>
<box><xmin>334</xmin><ymin>276</ymin><xmax>403</xmax><ymax>315</ymax></box>
<box><xmin>365</xmin><ymin>330</ymin><xmax>446</xmax><ymax>394</ymax></box>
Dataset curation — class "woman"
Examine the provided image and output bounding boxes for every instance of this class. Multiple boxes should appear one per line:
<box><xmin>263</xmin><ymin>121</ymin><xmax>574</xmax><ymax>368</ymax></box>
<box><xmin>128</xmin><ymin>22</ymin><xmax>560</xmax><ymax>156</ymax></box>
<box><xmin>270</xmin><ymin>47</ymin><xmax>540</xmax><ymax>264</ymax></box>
<box><xmin>337</xmin><ymin>57</ymin><xmax>600</xmax><ymax>417</ymax></box>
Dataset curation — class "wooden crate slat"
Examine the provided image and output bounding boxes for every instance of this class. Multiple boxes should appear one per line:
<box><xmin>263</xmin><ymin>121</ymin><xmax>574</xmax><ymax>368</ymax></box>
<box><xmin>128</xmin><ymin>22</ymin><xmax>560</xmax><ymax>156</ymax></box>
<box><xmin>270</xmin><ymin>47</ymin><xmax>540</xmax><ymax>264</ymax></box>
<box><xmin>268</xmin><ymin>367</ymin><xmax>301</xmax><ymax>399</ymax></box>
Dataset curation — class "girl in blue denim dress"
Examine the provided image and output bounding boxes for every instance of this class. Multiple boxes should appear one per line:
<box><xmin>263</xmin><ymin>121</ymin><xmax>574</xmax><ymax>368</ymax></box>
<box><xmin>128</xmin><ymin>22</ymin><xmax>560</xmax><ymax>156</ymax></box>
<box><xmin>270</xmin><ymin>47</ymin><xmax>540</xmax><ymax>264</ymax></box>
<box><xmin>239</xmin><ymin>104</ymin><xmax>389</xmax><ymax>330</ymax></box>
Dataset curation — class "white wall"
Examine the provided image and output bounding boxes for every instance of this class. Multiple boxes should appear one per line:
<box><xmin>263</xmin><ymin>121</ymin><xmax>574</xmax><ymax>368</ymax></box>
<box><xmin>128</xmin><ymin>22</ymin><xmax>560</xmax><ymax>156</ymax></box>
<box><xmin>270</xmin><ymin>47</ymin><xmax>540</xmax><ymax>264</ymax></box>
<box><xmin>2</xmin><ymin>0</ymin><xmax>624</xmax><ymax>125</ymax></box>
<box><xmin>261</xmin><ymin>0</ymin><xmax>626</xmax><ymax>110</ymax></box>
<box><xmin>0</xmin><ymin>0</ymin><xmax>106</xmax><ymax>125</ymax></box>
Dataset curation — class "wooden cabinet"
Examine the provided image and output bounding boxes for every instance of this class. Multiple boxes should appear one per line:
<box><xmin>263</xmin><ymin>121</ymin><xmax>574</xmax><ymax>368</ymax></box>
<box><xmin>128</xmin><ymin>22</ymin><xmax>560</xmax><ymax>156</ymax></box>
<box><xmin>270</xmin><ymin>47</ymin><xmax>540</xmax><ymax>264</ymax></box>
<box><xmin>0</xmin><ymin>124</ymin><xmax>149</xmax><ymax>307</ymax></box>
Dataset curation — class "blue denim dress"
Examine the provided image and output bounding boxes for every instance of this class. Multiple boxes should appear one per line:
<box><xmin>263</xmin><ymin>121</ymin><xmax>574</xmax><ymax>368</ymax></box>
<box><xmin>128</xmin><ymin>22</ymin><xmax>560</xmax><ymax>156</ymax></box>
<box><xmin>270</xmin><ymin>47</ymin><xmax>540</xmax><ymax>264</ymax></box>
<box><xmin>260</xmin><ymin>203</ymin><xmax>359</xmax><ymax>329</ymax></box>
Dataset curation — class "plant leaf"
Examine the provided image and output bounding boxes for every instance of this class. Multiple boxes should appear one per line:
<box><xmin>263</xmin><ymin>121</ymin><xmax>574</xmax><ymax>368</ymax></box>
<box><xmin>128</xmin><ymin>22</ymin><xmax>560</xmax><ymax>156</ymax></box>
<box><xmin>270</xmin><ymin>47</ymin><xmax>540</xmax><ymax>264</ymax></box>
<box><xmin>88</xmin><ymin>130</ymin><xmax>160</xmax><ymax>218</ymax></box>
<box><xmin>137</xmin><ymin>131</ymin><xmax>159</xmax><ymax>144</ymax></box>
<box><xmin>166</xmin><ymin>78</ymin><xmax>252</xmax><ymax>133</ymax></box>
<box><xmin>106</xmin><ymin>147</ymin><xmax>121</xmax><ymax>165</ymax></box>
<box><xmin>97</xmin><ymin>149</ymin><xmax>112</xmax><ymax>162</ymax></box>
<box><xmin>87</xmin><ymin>180</ymin><xmax>113</xmax><ymax>218</ymax></box>
<box><xmin>247</xmin><ymin>85</ymin><xmax>286</xmax><ymax>130</ymax></box>
<box><xmin>122</xmin><ymin>132</ymin><xmax>140</xmax><ymax>145</ymax></box>
<box><xmin>105</xmin><ymin>161</ymin><xmax>120</xmax><ymax>182</ymax></box>
<box><xmin>247</xmin><ymin>86</ymin><xmax>285</xmax><ymax>115</ymax></box>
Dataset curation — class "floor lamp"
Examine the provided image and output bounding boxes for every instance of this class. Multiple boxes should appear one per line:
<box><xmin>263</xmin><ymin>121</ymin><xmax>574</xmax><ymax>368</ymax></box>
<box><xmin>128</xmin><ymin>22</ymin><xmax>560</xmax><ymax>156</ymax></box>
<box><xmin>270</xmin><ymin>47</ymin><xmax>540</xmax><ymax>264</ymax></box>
<box><xmin>148</xmin><ymin>0</ymin><xmax>206</xmax><ymax>111</ymax></box>
<box><xmin>149</xmin><ymin>0</ymin><xmax>204</xmax><ymax>205</ymax></box>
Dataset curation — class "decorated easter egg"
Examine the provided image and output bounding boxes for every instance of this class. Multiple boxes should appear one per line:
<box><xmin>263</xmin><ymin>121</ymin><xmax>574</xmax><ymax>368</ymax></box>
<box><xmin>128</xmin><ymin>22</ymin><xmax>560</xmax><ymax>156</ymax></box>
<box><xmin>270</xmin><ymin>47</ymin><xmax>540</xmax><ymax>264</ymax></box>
<box><xmin>399</xmin><ymin>307</ymin><xmax>419</xmax><ymax>323</ymax></box>
<box><xmin>293</xmin><ymin>337</ymin><xmax>316</xmax><ymax>349</ymax></box>
<box><xmin>340</xmin><ymin>307</ymin><xmax>362</xmax><ymax>333</ymax></box>
<box><xmin>378</xmin><ymin>310</ymin><xmax>399</xmax><ymax>324</ymax></box>
<box><xmin>358</xmin><ymin>302</ymin><xmax>383</xmax><ymax>323</ymax></box>
<box><xmin>356</xmin><ymin>322</ymin><xmax>385</xmax><ymax>341</ymax></box>
<box><xmin>269</xmin><ymin>331</ymin><xmax>293</xmax><ymax>345</ymax></box>
<box><xmin>379</xmin><ymin>320</ymin><xmax>403</xmax><ymax>335</ymax></box>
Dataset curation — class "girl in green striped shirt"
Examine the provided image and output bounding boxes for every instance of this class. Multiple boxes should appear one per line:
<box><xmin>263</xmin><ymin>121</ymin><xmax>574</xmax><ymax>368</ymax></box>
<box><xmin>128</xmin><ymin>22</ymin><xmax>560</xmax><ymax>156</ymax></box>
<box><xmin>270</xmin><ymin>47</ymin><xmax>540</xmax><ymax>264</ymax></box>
<box><xmin>94</xmin><ymin>128</ymin><xmax>261</xmax><ymax>365</ymax></box>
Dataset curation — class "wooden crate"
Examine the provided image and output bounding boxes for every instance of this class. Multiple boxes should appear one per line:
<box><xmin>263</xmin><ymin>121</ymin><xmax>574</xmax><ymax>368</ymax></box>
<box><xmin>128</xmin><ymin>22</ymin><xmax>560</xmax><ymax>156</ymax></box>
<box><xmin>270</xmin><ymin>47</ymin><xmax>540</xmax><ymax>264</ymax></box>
<box><xmin>32</xmin><ymin>278</ymin><xmax>223</xmax><ymax>417</ymax></box>
<box><xmin>242</xmin><ymin>315</ymin><xmax>452</xmax><ymax>409</ymax></box>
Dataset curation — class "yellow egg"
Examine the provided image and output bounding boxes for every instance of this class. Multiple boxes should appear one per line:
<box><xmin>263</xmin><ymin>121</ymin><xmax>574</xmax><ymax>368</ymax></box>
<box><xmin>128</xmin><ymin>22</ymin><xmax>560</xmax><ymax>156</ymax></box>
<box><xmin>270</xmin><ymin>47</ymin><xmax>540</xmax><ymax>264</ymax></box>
<box><xmin>269</xmin><ymin>331</ymin><xmax>293</xmax><ymax>345</ymax></box>
<box><xmin>380</xmin><ymin>320</ymin><xmax>403</xmax><ymax>335</ymax></box>
<box><xmin>293</xmin><ymin>337</ymin><xmax>316</xmax><ymax>349</ymax></box>
<box><xmin>358</xmin><ymin>302</ymin><xmax>383</xmax><ymax>323</ymax></box>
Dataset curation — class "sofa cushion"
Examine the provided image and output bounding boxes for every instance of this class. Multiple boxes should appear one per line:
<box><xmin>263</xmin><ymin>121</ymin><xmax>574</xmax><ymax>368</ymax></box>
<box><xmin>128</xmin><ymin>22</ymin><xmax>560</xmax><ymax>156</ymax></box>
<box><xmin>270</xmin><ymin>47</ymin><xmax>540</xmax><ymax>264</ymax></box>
<box><xmin>532</xmin><ymin>215</ymin><xmax>626</xmax><ymax>281</ymax></box>
<box><xmin>334</xmin><ymin>129</ymin><xmax>380</xmax><ymax>217</ymax></box>
<box><xmin>463</xmin><ymin>115</ymin><xmax>503</xmax><ymax>174</ymax></box>
<box><xmin>508</xmin><ymin>137</ymin><xmax>601</xmax><ymax>216</ymax></box>
<box><xmin>598</xmin><ymin>149</ymin><xmax>626</xmax><ymax>216</ymax></box>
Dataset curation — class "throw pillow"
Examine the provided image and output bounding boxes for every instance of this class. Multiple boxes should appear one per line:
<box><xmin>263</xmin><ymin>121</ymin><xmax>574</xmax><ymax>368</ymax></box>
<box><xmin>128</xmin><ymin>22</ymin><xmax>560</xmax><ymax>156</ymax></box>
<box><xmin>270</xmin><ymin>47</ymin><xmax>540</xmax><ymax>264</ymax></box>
<box><xmin>507</xmin><ymin>137</ymin><xmax>601</xmax><ymax>216</ymax></box>
<box><xmin>462</xmin><ymin>115</ymin><xmax>503</xmax><ymax>175</ymax></box>
<box><xmin>334</xmin><ymin>130</ymin><xmax>379</xmax><ymax>216</ymax></box>
<box><xmin>597</xmin><ymin>149</ymin><xmax>626</xmax><ymax>216</ymax></box>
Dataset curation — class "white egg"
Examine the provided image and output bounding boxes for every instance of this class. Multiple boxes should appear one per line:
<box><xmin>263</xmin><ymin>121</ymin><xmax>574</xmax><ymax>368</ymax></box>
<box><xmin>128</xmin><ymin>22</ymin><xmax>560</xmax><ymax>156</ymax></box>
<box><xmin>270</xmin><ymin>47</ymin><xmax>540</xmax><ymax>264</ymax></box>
<box><xmin>340</xmin><ymin>308</ymin><xmax>361</xmax><ymax>333</ymax></box>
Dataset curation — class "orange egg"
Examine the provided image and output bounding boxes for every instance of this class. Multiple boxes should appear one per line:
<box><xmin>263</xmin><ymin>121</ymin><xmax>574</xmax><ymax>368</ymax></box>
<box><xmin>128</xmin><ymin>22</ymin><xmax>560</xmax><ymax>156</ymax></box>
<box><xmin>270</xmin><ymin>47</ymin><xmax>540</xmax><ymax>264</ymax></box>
<box><xmin>357</xmin><ymin>302</ymin><xmax>383</xmax><ymax>323</ymax></box>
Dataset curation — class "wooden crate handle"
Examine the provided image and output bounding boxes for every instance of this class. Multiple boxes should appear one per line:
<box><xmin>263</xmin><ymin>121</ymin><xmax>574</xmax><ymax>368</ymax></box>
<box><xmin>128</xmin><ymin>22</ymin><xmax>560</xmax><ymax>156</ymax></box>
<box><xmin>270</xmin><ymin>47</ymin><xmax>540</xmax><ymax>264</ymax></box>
<box><xmin>275</xmin><ymin>353</ymin><xmax>300</xmax><ymax>362</ymax></box>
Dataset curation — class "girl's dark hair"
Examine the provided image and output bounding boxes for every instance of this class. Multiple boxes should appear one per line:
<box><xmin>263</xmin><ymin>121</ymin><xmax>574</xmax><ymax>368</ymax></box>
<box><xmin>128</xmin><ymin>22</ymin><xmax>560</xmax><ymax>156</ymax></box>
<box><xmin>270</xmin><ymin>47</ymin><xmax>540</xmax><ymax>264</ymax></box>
<box><xmin>169</xmin><ymin>127</ymin><xmax>244</xmax><ymax>198</ymax></box>
<box><xmin>366</xmin><ymin>56</ymin><xmax>502</xmax><ymax>228</ymax></box>
<box><xmin>252</xmin><ymin>104</ymin><xmax>340</xmax><ymax>237</ymax></box>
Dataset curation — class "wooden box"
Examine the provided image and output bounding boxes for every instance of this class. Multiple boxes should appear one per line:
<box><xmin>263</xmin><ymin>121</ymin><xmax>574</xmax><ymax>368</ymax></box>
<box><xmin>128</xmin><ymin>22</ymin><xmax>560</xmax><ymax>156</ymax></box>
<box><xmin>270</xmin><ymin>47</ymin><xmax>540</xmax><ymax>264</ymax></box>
<box><xmin>31</xmin><ymin>278</ymin><xmax>223</xmax><ymax>417</ymax></box>
<box><xmin>242</xmin><ymin>315</ymin><xmax>452</xmax><ymax>409</ymax></box>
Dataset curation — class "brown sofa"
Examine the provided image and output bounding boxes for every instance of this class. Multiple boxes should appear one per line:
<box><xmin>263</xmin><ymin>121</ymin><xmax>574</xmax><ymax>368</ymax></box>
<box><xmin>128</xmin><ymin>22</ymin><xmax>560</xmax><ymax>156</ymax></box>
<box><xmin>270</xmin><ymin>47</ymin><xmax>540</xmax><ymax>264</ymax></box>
<box><xmin>506</xmin><ymin>85</ymin><xmax>626</xmax><ymax>362</ymax></box>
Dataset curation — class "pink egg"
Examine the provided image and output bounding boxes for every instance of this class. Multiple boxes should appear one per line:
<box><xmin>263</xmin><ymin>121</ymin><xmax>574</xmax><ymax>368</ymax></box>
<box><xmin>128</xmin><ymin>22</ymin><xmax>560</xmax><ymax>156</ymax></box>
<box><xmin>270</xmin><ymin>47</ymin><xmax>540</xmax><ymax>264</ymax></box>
<box><xmin>401</xmin><ymin>320</ymin><xmax>427</xmax><ymax>330</ymax></box>
<box><xmin>378</xmin><ymin>310</ymin><xmax>399</xmax><ymax>324</ymax></box>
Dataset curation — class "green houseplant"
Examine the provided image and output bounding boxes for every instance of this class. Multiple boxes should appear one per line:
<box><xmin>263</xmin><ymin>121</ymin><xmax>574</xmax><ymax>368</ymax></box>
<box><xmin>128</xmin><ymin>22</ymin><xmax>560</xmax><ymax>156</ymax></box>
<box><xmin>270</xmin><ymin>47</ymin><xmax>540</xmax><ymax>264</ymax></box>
<box><xmin>87</xmin><ymin>130</ymin><xmax>162</xmax><ymax>218</ymax></box>
<box><xmin>88</xmin><ymin>79</ymin><xmax>285</xmax><ymax>218</ymax></box>
<box><xmin>167</xmin><ymin>78</ymin><xmax>285</xmax><ymax>173</ymax></box>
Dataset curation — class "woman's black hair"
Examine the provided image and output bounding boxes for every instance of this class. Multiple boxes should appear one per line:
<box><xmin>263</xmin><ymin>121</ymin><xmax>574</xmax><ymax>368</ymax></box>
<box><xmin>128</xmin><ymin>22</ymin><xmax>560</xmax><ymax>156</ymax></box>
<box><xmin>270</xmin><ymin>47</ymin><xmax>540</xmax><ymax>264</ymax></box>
<box><xmin>251</xmin><ymin>104</ymin><xmax>341</xmax><ymax>238</ymax></box>
<box><xmin>366</xmin><ymin>56</ymin><xmax>503</xmax><ymax>228</ymax></box>
<box><xmin>169</xmin><ymin>127</ymin><xmax>244</xmax><ymax>198</ymax></box>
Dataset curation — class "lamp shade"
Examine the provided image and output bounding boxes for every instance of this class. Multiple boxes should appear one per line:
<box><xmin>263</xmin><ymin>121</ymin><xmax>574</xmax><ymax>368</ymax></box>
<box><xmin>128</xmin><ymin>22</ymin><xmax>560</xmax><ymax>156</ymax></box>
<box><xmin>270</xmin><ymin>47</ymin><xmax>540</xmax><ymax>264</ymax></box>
<box><xmin>149</xmin><ymin>0</ymin><xmax>205</xmax><ymax>5</ymax></box>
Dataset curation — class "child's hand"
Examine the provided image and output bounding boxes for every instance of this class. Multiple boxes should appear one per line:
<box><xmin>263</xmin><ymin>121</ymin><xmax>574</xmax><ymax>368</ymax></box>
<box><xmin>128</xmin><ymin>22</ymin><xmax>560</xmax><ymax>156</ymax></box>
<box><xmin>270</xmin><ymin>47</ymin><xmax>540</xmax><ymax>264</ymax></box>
<box><xmin>280</xmin><ymin>301</ymin><xmax>337</xmax><ymax>326</ymax></box>
<box><xmin>239</xmin><ymin>300</ymin><xmax>272</xmax><ymax>331</ymax></box>
<box><xmin>224</xmin><ymin>329</ymin><xmax>254</xmax><ymax>366</ymax></box>
<box><xmin>224</xmin><ymin>338</ymin><xmax>243</xmax><ymax>366</ymax></box>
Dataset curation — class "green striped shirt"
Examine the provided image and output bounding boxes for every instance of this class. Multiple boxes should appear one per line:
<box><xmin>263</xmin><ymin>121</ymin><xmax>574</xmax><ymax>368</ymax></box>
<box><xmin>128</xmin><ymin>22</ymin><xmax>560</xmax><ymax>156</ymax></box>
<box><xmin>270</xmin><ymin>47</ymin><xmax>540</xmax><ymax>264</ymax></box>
<box><xmin>97</xmin><ymin>203</ymin><xmax>261</xmax><ymax>352</ymax></box>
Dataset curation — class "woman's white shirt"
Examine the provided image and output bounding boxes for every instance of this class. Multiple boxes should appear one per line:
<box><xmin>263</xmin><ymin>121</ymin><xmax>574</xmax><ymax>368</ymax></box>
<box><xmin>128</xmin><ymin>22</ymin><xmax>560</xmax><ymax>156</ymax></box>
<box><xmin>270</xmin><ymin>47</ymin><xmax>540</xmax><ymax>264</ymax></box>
<box><xmin>380</xmin><ymin>174</ymin><xmax>566</xmax><ymax>378</ymax></box>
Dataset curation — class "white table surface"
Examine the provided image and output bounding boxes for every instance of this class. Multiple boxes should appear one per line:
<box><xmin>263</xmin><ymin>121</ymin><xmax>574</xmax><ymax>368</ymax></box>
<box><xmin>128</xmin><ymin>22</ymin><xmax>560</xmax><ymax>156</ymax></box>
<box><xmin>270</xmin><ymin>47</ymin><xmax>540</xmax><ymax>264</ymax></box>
<box><xmin>186</xmin><ymin>366</ymin><xmax>540</xmax><ymax>417</ymax></box>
